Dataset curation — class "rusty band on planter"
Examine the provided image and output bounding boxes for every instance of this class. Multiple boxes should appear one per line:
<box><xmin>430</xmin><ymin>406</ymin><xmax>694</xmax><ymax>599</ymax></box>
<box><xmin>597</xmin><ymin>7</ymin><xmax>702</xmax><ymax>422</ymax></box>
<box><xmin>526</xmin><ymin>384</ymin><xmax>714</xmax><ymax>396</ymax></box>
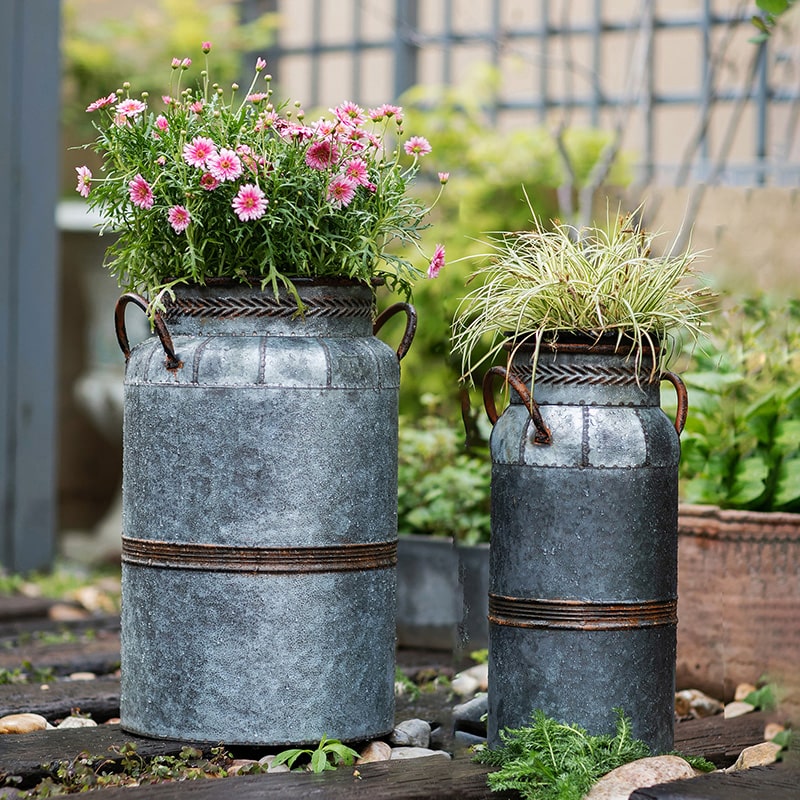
<box><xmin>163</xmin><ymin>292</ymin><xmax>373</xmax><ymax>321</ymax></box>
<box><xmin>488</xmin><ymin>594</ymin><xmax>677</xmax><ymax>630</ymax></box>
<box><xmin>122</xmin><ymin>536</ymin><xmax>397</xmax><ymax>573</ymax></box>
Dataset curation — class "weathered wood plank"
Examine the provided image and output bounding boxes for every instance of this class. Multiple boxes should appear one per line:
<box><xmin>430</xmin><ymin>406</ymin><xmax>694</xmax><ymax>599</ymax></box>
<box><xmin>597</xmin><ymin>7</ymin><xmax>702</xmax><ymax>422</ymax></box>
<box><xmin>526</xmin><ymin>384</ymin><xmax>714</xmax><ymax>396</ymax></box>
<box><xmin>0</xmin><ymin>612</ymin><xmax>120</xmax><ymax>642</ymax></box>
<box><xmin>0</xmin><ymin>629</ymin><xmax>121</xmax><ymax>677</ymax></box>
<box><xmin>630</xmin><ymin>763</ymin><xmax>800</xmax><ymax>799</ymax></box>
<box><xmin>672</xmin><ymin>711</ymin><xmax>780</xmax><ymax>768</ymax></box>
<box><xmin>0</xmin><ymin>596</ymin><xmax>53</xmax><ymax>622</ymax></box>
<box><xmin>0</xmin><ymin>676</ymin><xmax>120</xmax><ymax>721</ymax></box>
<box><xmin>0</xmin><ymin>724</ymin><xmax>192</xmax><ymax>788</ymax></box>
<box><xmin>0</xmin><ymin>725</ymin><xmax>508</xmax><ymax>799</ymax></box>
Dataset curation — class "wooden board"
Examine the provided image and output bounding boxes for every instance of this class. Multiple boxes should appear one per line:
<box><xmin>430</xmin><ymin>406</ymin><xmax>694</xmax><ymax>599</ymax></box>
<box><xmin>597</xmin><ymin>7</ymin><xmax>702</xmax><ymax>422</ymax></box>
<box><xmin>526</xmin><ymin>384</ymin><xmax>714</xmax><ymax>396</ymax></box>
<box><xmin>0</xmin><ymin>676</ymin><xmax>121</xmax><ymax>721</ymax></box>
<box><xmin>0</xmin><ymin>629</ymin><xmax>121</xmax><ymax>677</ymax></box>
<box><xmin>630</xmin><ymin>763</ymin><xmax>800</xmax><ymax>799</ymax></box>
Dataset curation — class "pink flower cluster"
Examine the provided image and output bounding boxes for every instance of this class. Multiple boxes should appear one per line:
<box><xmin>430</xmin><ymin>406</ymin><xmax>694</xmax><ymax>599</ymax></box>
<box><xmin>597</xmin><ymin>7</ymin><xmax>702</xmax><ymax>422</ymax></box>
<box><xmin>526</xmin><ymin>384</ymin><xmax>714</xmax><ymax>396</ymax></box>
<box><xmin>74</xmin><ymin>48</ymin><xmax>444</xmax><ymax>284</ymax></box>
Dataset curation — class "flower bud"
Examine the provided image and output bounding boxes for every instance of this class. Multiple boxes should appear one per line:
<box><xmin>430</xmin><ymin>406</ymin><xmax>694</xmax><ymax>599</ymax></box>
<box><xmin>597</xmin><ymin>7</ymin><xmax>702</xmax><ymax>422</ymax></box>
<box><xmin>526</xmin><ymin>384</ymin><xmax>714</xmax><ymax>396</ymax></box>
<box><xmin>202</xmin><ymin>41</ymin><xmax>212</xmax><ymax>53</ymax></box>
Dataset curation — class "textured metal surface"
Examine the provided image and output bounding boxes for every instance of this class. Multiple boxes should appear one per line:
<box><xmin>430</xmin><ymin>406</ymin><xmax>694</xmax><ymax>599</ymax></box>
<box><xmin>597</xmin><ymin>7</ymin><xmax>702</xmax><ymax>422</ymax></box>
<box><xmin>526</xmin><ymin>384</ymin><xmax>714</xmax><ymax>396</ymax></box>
<box><xmin>118</xmin><ymin>280</ymin><xmax>404</xmax><ymax>745</ymax></box>
<box><xmin>486</xmin><ymin>341</ymin><xmax>681</xmax><ymax>753</ymax></box>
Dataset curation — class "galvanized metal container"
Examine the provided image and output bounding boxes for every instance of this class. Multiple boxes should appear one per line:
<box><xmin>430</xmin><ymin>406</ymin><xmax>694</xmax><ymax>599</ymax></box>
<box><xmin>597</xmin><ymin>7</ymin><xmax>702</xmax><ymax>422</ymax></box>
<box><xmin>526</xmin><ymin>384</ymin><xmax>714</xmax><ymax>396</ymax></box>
<box><xmin>114</xmin><ymin>279</ymin><xmax>414</xmax><ymax>745</ymax></box>
<box><xmin>483</xmin><ymin>338</ymin><xmax>687</xmax><ymax>753</ymax></box>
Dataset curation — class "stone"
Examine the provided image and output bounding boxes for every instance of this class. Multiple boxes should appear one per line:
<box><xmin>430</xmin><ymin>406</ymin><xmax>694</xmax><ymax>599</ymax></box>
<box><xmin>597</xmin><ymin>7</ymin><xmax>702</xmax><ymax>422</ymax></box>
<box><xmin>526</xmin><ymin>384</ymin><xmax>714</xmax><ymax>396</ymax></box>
<box><xmin>724</xmin><ymin>700</ymin><xmax>755</xmax><ymax>718</ymax></box>
<box><xmin>584</xmin><ymin>755</ymin><xmax>696</xmax><ymax>800</ymax></box>
<box><xmin>454</xmin><ymin>730</ymin><xmax>487</xmax><ymax>751</ymax></box>
<box><xmin>453</xmin><ymin>693</ymin><xmax>488</xmax><ymax>734</ymax></box>
<box><xmin>458</xmin><ymin>663</ymin><xmax>489</xmax><ymax>691</ymax></box>
<box><xmin>734</xmin><ymin>682</ymin><xmax>758</xmax><ymax>701</ymax></box>
<box><xmin>257</xmin><ymin>755</ymin><xmax>290</xmax><ymax>773</ymax></box>
<box><xmin>67</xmin><ymin>672</ymin><xmax>97</xmax><ymax>681</ymax></box>
<box><xmin>227</xmin><ymin>759</ymin><xmax>258</xmax><ymax>775</ymax></box>
<box><xmin>674</xmin><ymin>688</ymin><xmax>724</xmax><ymax>718</ymax></box>
<box><xmin>389</xmin><ymin>747</ymin><xmax>451</xmax><ymax>760</ymax></box>
<box><xmin>390</xmin><ymin>718</ymin><xmax>431</xmax><ymax>748</ymax></box>
<box><xmin>356</xmin><ymin>740</ymin><xmax>392</xmax><ymax>764</ymax></box>
<box><xmin>0</xmin><ymin>713</ymin><xmax>49</xmax><ymax>734</ymax></box>
<box><xmin>727</xmin><ymin>741</ymin><xmax>782</xmax><ymax>771</ymax></box>
<box><xmin>47</xmin><ymin>603</ymin><xmax>89</xmax><ymax>621</ymax></box>
<box><xmin>451</xmin><ymin>673</ymin><xmax>480</xmax><ymax>697</ymax></box>
<box><xmin>764</xmin><ymin>722</ymin><xmax>786</xmax><ymax>741</ymax></box>
<box><xmin>57</xmin><ymin>716</ymin><xmax>98</xmax><ymax>729</ymax></box>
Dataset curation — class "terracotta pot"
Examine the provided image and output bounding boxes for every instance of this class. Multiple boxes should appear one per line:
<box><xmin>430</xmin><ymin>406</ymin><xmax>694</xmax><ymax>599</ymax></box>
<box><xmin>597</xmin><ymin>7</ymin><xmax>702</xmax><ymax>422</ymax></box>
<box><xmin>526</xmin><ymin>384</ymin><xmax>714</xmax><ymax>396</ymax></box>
<box><xmin>677</xmin><ymin>503</ymin><xmax>800</xmax><ymax>720</ymax></box>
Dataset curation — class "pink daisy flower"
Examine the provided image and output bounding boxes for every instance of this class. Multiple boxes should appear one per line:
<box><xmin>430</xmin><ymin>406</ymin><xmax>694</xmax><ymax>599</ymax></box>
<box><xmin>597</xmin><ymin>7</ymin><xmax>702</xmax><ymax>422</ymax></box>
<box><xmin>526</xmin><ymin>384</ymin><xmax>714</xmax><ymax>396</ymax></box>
<box><xmin>305</xmin><ymin>139</ymin><xmax>338</xmax><ymax>170</ymax></box>
<box><xmin>116</xmin><ymin>98</ymin><xmax>147</xmax><ymax>117</ymax></box>
<box><xmin>208</xmin><ymin>148</ymin><xmax>243</xmax><ymax>181</ymax></box>
<box><xmin>326</xmin><ymin>175</ymin><xmax>357</xmax><ymax>208</ymax></box>
<box><xmin>200</xmin><ymin>172</ymin><xmax>220</xmax><ymax>191</ymax></box>
<box><xmin>255</xmin><ymin>57</ymin><xmax>267</xmax><ymax>71</ymax></box>
<box><xmin>427</xmin><ymin>243</ymin><xmax>446</xmax><ymax>279</ymax></box>
<box><xmin>86</xmin><ymin>93</ymin><xmax>116</xmax><ymax>113</ymax></box>
<box><xmin>404</xmin><ymin>136</ymin><xmax>432</xmax><ymax>157</ymax></box>
<box><xmin>343</xmin><ymin>158</ymin><xmax>371</xmax><ymax>187</ymax></box>
<box><xmin>333</xmin><ymin>101</ymin><xmax>366</xmax><ymax>126</ymax></box>
<box><xmin>168</xmin><ymin>205</ymin><xmax>191</xmax><ymax>233</ymax></box>
<box><xmin>183</xmin><ymin>137</ymin><xmax>217</xmax><ymax>168</ymax></box>
<box><xmin>438</xmin><ymin>172</ymin><xmax>450</xmax><ymax>184</ymax></box>
<box><xmin>247</xmin><ymin>92</ymin><xmax>269</xmax><ymax>103</ymax></box>
<box><xmin>232</xmin><ymin>184</ymin><xmax>268</xmax><ymax>221</ymax></box>
<box><xmin>128</xmin><ymin>174</ymin><xmax>154</xmax><ymax>209</ymax></box>
<box><xmin>368</xmin><ymin>103</ymin><xmax>402</xmax><ymax>121</ymax></box>
<box><xmin>189</xmin><ymin>100</ymin><xmax>205</xmax><ymax>114</ymax></box>
<box><xmin>75</xmin><ymin>165</ymin><xmax>92</xmax><ymax>198</ymax></box>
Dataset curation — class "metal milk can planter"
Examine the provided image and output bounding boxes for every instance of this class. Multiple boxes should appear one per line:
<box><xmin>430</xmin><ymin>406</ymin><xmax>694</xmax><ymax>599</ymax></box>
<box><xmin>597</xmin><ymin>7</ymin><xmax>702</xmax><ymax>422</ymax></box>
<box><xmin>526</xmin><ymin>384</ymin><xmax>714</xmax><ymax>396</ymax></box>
<box><xmin>483</xmin><ymin>337</ymin><xmax>687</xmax><ymax>753</ymax></box>
<box><xmin>114</xmin><ymin>279</ymin><xmax>415</xmax><ymax>746</ymax></box>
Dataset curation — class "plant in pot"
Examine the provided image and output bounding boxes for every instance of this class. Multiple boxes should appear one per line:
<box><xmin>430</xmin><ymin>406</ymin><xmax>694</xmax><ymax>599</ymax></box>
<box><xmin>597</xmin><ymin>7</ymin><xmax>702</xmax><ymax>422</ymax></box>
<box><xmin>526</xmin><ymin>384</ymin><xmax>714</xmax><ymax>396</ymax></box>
<box><xmin>452</xmin><ymin>206</ymin><xmax>714</xmax><ymax>752</ymax></box>
<box><xmin>73</xmin><ymin>43</ymin><xmax>446</xmax><ymax>746</ymax></box>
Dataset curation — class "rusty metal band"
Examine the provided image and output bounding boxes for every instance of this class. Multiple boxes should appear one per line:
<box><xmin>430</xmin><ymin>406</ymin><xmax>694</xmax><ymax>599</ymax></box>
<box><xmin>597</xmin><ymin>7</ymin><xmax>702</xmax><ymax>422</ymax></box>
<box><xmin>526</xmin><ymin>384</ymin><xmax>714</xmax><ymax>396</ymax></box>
<box><xmin>488</xmin><ymin>594</ymin><xmax>677</xmax><ymax>630</ymax></box>
<box><xmin>122</xmin><ymin>537</ymin><xmax>397</xmax><ymax>573</ymax></box>
<box><xmin>163</xmin><ymin>293</ymin><xmax>373</xmax><ymax>321</ymax></box>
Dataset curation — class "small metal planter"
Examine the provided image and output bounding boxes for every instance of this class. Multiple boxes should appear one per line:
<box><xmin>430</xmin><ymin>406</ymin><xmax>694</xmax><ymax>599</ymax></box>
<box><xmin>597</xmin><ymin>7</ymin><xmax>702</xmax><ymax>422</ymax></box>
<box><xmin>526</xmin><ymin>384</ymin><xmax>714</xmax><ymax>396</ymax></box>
<box><xmin>483</xmin><ymin>337</ymin><xmax>687</xmax><ymax>753</ymax></box>
<box><xmin>114</xmin><ymin>279</ymin><xmax>415</xmax><ymax>746</ymax></box>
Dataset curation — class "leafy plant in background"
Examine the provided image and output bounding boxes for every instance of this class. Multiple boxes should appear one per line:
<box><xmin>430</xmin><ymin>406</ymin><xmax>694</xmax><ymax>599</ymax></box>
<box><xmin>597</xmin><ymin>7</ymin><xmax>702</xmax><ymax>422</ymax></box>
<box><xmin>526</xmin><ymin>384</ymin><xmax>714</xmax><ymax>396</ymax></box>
<box><xmin>397</xmin><ymin>398</ymin><xmax>491</xmax><ymax>544</ymax></box>
<box><xmin>475</xmin><ymin>709</ymin><xmax>714</xmax><ymax>800</ymax></box>
<box><xmin>676</xmin><ymin>295</ymin><xmax>800</xmax><ymax>512</ymax></box>
<box><xmin>62</xmin><ymin>0</ymin><xmax>279</xmax><ymax>192</ymax></box>
<box><xmin>391</xmin><ymin>66</ymin><xmax>634</xmax><ymax>418</ymax></box>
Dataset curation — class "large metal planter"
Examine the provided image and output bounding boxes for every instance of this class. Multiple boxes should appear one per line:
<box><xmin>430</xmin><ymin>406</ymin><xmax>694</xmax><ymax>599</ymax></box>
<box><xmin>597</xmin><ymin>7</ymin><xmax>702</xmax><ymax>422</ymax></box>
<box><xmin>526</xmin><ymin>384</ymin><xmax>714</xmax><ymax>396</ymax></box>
<box><xmin>484</xmin><ymin>338</ymin><xmax>687</xmax><ymax>752</ymax></box>
<box><xmin>114</xmin><ymin>279</ymin><xmax>414</xmax><ymax>746</ymax></box>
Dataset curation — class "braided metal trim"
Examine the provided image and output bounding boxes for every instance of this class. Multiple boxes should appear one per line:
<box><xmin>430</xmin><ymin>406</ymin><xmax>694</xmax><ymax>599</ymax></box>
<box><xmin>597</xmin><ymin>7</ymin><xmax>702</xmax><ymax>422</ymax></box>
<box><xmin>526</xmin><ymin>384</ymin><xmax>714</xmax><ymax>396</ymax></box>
<box><xmin>489</xmin><ymin>594</ymin><xmax>677</xmax><ymax>630</ymax></box>
<box><xmin>122</xmin><ymin>536</ymin><xmax>396</xmax><ymax>574</ymax></box>
<box><xmin>163</xmin><ymin>293</ymin><xmax>373</xmax><ymax>321</ymax></box>
<box><xmin>513</xmin><ymin>360</ymin><xmax>655</xmax><ymax>387</ymax></box>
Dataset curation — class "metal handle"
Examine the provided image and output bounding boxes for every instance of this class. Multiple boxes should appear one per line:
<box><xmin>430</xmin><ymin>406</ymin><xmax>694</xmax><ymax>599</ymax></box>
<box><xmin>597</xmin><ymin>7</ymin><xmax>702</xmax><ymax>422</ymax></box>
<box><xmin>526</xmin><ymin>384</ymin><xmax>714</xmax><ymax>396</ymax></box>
<box><xmin>483</xmin><ymin>366</ymin><xmax>552</xmax><ymax>445</ymax></box>
<box><xmin>661</xmin><ymin>370</ymin><xmax>688</xmax><ymax>435</ymax></box>
<box><xmin>373</xmin><ymin>302</ymin><xmax>417</xmax><ymax>361</ymax></box>
<box><xmin>114</xmin><ymin>292</ymin><xmax>182</xmax><ymax>371</ymax></box>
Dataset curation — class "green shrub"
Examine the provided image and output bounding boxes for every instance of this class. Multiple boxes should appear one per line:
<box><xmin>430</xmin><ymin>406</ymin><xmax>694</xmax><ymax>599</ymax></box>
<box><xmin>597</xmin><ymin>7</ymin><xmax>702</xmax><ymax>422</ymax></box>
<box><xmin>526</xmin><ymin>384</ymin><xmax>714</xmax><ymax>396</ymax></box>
<box><xmin>397</xmin><ymin>398</ymin><xmax>491</xmax><ymax>544</ymax></box>
<box><xmin>675</xmin><ymin>295</ymin><xmax>800</xmax><ymax>512</ymax></box>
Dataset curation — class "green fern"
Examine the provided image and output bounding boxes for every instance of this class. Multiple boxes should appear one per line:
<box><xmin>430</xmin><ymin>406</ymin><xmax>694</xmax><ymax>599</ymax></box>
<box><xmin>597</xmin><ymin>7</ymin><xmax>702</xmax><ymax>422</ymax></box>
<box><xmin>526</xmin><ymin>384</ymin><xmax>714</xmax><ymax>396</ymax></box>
<box><xmin>474</xmin><ymin>709</ymin><xmax>652</xmax><ymax>800</ymax></box>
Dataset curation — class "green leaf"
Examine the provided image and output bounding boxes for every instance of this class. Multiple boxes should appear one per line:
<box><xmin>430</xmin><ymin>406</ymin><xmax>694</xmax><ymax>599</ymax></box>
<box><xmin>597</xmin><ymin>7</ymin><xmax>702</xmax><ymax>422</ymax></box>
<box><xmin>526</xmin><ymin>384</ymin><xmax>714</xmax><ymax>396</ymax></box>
<box><xmin>310</xmin><ymin>748</ymin><xmax>331</xmax><ymax>773</ymax></box>
<box><xmin>271</xmin><ymin>748</ymin><xmax>308</xmax><ymax>769</ymax></box>
<box><xmin>756</xmin><ymin>0</ymin><xmax>790</xmax><ymax>15</ymax></box>
<box><xmin>728</xmin><ymin>456</ymin><xmax>769</xmax><ymax>505</ymax></box>
<box><xmin>773</xmin><ymin>457</ymin><xmax>800</xmax><ymax>508</ymax></box>
<box><xmin>773</xmin><ymin>419</ymin><xmax>800</xmax><ymax>449</ymax></box>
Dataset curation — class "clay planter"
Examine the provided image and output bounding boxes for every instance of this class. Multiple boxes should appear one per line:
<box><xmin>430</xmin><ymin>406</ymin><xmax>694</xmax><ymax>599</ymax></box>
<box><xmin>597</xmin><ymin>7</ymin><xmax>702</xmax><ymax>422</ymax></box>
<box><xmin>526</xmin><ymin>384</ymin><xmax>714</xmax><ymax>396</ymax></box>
<box><xmin>677</xmin><ymin>504</ymin><xmax>800</xmax><ymax>719</ymax></box>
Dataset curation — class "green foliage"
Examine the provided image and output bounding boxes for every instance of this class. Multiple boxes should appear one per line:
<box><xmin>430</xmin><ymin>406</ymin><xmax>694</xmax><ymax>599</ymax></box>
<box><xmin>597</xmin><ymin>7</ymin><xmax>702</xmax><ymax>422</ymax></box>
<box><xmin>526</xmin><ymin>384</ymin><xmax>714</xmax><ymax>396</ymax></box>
<box><xmin>470</xmin><ymin>648</ymin><xmax>489</xmax><ymax>665</ymax></box>
<box><xmin>676</xmin><ymin>296</ymin><xmax>800</xmax><ymax>512</ymax></box>
<box><xmin>0</xmin><ymin>662</ymin><xmax>55</xmax><ymax>686</ymax></box>
<box><xmin>751</xmin><ymin>0</ymin><xmax>797</xmax><ymax>42</ymax></box>
<box><xmin>475</xmin><ymin>709</ymin><xmax>652</xmax><ymax>800</ymax></box>
<box><xmin>19</xmin><ymin>743</ymin><xmax>232</xmax><ymax>795</ymax></box>
<box><xmin>452</xmin><ymin>205</ymin><xmax>714</xmax><ymax>383</ymax></box>
<box><xmin>392</xmin><ymin>66</ymin><xmax>634</xmax><ymax>418</ymax></box>
<box><xmin>743</xmin><ymin>683</ymin><xmax>779</xmax><ymax>711</ymax></box>
<box><xmin>394</xmin><ymin>667</ymin><xmax>421</xmax><ymax>700</ymax></box>
<box><xmin>271</xmin><ymin>735</ymin><xmax>360</xmax><ymax>773</ymax></box>
<box><xmin>397</xmin><ymin>400</ymin><xmax>491</xmax><ymax>543</ymax></box>
<box><xmin>76</xmin><ymin>47</ymin><xmax>446</xmax><ymax>313</ymax></box>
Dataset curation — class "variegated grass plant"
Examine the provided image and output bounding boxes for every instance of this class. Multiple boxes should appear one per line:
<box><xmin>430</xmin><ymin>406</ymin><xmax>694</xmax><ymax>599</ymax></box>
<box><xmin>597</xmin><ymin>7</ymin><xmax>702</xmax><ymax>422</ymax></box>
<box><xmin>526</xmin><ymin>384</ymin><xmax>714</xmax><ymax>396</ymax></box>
<box><xmin>452</xmin><ymin>207</ymin><xmax>715</xmax><ymax>383</ymax></box>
